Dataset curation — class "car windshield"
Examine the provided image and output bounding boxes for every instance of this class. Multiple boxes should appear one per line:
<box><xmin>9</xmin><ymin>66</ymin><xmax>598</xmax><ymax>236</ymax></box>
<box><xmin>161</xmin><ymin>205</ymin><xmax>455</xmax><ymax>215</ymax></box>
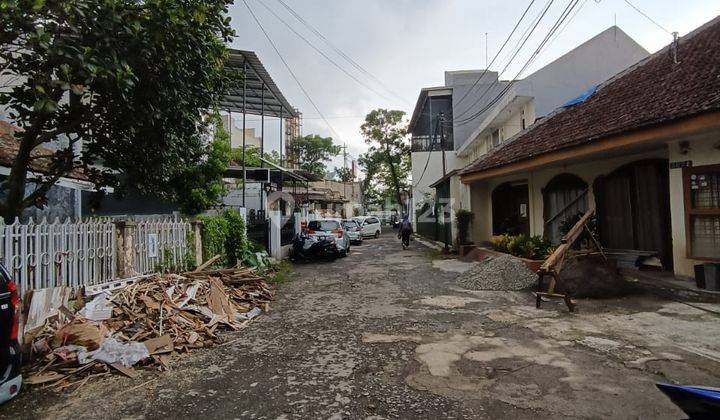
<box><xmin>342</xmin><ymin>221</ymin><xmax>357</xmax><ymax>229</ymax></box>
<box><xmin>308</xmin><ymin>220</ymin><xmax>340</xmax><ymax>231</ymax></box>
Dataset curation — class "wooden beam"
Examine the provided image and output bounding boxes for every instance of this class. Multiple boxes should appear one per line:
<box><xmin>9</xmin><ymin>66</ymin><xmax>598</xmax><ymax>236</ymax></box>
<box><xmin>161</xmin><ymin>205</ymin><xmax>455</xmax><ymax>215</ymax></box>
<box><xmin>460</xmin><ymin>111</ymin><xmax>720</xmax><ymax>184</ymax></box>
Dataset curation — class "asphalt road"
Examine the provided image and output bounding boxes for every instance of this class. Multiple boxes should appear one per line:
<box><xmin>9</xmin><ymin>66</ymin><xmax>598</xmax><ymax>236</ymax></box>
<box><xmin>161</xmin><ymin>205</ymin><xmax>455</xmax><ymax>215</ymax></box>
<box><xmin>3</xmin><ymin>231</ymin><xmax>719</xmax><ymax>419</ymax></box>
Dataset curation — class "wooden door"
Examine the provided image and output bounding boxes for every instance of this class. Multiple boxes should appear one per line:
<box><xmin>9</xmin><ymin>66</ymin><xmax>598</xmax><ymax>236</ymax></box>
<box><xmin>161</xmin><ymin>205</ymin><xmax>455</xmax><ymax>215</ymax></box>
<box><xmin>595</xmin><ymin>160</ymin><xmax>672</xmax><ymax>268</ymax></box>
<box><xmin>492</xmin><ymin>182</ymin><xmax>530</xmax><ymax>236</ymax></box>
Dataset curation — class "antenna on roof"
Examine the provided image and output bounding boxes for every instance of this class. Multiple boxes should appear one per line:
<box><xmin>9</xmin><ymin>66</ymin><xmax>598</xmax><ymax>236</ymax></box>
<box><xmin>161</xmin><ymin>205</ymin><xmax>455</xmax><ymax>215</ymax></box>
<box><xmin>670</xmin><ymin>31</ymin><xmax>680</xmax><ymax>64</ymax></box>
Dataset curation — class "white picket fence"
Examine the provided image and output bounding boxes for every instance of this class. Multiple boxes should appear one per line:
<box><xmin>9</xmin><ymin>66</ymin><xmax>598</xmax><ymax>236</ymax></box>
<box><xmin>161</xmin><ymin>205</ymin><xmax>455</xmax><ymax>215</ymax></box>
<box><xmin>0</xmin><ymin>218</ymin><xmax>116</xmax><ymax>295</ymax></box>
<box><xmin>0</xmin><ymin>217</ymin><xmax>193</xmax><ymax>295</ymax></box>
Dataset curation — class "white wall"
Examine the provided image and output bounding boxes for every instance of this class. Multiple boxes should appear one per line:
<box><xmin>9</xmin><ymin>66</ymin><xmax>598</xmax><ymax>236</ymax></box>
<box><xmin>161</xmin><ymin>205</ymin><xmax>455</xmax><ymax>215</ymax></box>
<box><xmin>667</xmin><ymin>134</ymin><xmax>720</xmax><ymax>277</ymax></box>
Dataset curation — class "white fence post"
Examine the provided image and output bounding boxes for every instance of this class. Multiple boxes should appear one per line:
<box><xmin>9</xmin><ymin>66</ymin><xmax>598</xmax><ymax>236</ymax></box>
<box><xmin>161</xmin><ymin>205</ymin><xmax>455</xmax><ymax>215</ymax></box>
<box><xmin>269</xmin><ymin>210</ymin><xmax>282</xmax><ymax>259</ymax></box>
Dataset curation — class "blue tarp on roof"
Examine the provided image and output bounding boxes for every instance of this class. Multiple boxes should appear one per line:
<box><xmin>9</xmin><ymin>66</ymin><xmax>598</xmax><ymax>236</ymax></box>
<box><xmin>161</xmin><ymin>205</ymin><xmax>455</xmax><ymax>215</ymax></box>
<box><xmin>562</xmin><ymin>84</ymin><xmax>598</xmax><ymax>108</ymax></box>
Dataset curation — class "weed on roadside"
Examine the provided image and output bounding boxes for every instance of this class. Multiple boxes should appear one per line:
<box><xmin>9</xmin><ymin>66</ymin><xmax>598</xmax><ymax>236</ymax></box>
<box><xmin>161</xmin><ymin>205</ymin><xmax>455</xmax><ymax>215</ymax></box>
<box><xmin>269</xmin><ymin>260</ymin><xmax>293</xmax><ymax>284</ymax></box>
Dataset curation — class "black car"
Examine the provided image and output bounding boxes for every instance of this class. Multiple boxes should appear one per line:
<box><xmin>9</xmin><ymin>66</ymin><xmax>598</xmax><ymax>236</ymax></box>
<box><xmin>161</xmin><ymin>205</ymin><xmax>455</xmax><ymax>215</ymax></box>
<box><xmin>0</xmin><ymin>263</ymin><xmax>21</xmax><ymax>404</ymax></box>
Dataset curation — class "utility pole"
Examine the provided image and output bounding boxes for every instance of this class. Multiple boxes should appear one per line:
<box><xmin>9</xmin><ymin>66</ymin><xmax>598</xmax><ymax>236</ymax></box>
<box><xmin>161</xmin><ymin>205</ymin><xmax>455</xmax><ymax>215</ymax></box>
<box><xmin>342</xmin><ymin>143</ymin><xmax>348</xmax><ymax>216</ymax></box>
<box><xmin>485</xmin><ymin>32</ymin><xmax>488</xmax><ymax>69</ymax></box>
<box><xmin>439</xmin><ymin>112</ymin><xmax>446</xmax><ymax>177</ymax></box>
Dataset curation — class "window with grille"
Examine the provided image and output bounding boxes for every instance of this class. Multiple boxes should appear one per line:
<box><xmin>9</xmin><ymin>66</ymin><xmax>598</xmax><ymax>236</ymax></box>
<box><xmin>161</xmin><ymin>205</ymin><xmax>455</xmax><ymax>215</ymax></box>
<box><xmin>684</xmin><ymin>165</ymin><xmax>720</xmax><ymax>259</ymax></box>
<box><xmin>491</xmin><ymin>129</ymin><xmax>500</xmax><ymax>148</ymax></box>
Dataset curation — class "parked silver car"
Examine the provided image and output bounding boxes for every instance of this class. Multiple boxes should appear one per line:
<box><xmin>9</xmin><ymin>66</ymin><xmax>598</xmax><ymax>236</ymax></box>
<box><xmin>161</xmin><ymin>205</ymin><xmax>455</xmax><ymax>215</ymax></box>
<box><xmin>342</xmin><ymin>219</ymin><xmax>363</xmax><ymax>245</ymax></box>
<box><xmin>307</xmin><ymin>219</ymin><xmax>351</xmax><ymax>257</ymax></box>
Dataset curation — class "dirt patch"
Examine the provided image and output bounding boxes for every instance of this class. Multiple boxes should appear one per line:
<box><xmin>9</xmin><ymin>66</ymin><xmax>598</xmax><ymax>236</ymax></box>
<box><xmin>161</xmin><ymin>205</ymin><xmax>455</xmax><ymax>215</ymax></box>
<box><xmin>557</xmin><ymin>256</ymin><xmax>644</xmax><ymax>298</ymax></box>
<box><xmin>431</xmin><ymin>259</ymin><xmax>477</xmax><ymax>273</ymax></box>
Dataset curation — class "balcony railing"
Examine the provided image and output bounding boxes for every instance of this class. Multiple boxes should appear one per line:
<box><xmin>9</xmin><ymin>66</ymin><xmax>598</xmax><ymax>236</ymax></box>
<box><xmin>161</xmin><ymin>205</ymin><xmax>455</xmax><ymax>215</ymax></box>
<box><xmin>411</xmin><ymin>135</ymin><xmax>453</xmax><ymax>152</ymax></box>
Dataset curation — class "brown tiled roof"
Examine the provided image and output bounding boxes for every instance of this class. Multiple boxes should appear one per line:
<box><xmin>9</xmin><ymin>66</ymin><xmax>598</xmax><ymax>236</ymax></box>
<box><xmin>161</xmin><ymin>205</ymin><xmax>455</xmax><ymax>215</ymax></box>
<box><xmin>0</xmin><ymin>121</ymin><xmax>88</xmax><ymax>180</ymax></box>
<box><xmin>460</xmin><ymin>16</ymin><xmax>720</xmax><ymax>177</ymax></box>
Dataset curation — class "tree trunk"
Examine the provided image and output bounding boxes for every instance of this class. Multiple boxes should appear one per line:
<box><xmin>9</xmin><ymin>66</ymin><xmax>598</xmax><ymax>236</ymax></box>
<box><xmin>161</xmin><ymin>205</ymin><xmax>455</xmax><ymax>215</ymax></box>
<box><xmin>2</xmin><ymin>128</ymin><xmax>40</xmax><ymax>223</ymax></box>
<box><xmin>384</xmin><ymin>143</ymin><xmax>403</xmax><ymax>213</ymax></box>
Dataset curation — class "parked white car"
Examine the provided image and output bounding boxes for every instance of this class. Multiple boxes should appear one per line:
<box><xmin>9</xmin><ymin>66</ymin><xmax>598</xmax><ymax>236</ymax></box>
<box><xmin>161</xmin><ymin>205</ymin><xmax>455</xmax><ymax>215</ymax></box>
<box><xmin>354</xmin><ymin>216</ymin><xmax>382</xmax><ymax>239</ymax></box>
<box><xmin>307</xmin><ymin>218</ymin><xmax>351</xmax><ymax>256</ymax></box>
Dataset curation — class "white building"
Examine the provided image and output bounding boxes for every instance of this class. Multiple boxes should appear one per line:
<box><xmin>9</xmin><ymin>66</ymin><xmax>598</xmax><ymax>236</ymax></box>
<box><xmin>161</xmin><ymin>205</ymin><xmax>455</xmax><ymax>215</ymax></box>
<box><xmin>409</xmin><ymin>26</ymin><xmax>648</xmax><ymax>244</ymax></box>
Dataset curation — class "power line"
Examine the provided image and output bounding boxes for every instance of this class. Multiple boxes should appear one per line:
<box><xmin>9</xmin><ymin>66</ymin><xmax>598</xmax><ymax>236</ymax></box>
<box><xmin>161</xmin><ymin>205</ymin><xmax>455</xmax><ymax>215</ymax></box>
<box><xmin>545</xmin><ymin>0</ymin><xmax>589</xmax><ymax>50</ymax></box>
<box><xmin>455</xmin><ymin>0</ymin><xmax>580</xmax><ymax>125</ymax></box>
<box><xmin>241</xmin><ymin>0</ymin><xmax>343</xmax><ymax>142</ymax></box>
<box><xmin>454</xmin><ymin>0</ymin><xmax>581</xmax><ymax>126</ymax></box>
<box><xmin>622</xmin><ymin>0</ymin><xmax>672</xmax><ymax>35</ymax></box>
<box><xmin>253</xmin><ymin>0</ymin><xmax>395</xmax><ymax>103</ymax></box>
<box><xmin>454</xmin><ymin>0</ymin><xmax>537</xmax><ymax>109</ymax></box>
<box><xmin>453</xmin><ymin>0</ymin><xmax>557</xmax><ymax>121</ymax></box>
<box><xmin>274</xmin><ymin>0</ymin><xmax>411</xmax><ymax>106</ymax></box>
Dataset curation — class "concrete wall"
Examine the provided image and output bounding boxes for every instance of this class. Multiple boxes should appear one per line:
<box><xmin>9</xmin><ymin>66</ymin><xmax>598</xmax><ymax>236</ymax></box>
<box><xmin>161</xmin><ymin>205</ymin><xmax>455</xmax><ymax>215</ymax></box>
<box><xmin>411</xmin><ymin>150</ymin><xmax>463</xmax><ymax>212</ymax></box>
<box><xmin>667</xmin><ymin>134</ymin><xmax>720</xmax><ymax>277</ymax></box>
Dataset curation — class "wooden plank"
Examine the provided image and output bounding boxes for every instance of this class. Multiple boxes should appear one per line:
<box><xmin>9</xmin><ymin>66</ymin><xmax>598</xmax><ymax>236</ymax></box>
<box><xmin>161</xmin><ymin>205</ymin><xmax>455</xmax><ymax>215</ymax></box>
<box><xmin>193</xmin><ymin>255</ymin><xmax>221</xmax><ymax>272</ymax></box>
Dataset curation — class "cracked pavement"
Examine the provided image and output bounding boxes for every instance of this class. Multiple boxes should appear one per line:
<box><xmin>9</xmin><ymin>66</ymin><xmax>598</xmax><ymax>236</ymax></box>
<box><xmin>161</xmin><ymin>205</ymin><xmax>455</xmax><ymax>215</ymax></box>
<box><xmin>3</xmin><ymin>232</ymin><xmax>720</xmax><ymax>419</ymax></box>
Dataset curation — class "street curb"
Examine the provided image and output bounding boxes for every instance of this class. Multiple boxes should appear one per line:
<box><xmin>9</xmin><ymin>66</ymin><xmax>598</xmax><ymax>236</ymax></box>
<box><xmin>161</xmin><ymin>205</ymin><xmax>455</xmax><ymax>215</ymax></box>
<box><xmin>412</xmin><ymin>235</ymin><xmax>444</xmax><ymax>251</ymax></box>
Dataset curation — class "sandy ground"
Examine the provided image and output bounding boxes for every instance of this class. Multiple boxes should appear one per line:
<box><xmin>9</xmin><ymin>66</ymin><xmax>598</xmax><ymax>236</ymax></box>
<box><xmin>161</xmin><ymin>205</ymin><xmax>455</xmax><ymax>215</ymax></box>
<box><xmin>2</xmin><ymin>232</ymin><xmax>720</xmax><ymax>419</ymax></box>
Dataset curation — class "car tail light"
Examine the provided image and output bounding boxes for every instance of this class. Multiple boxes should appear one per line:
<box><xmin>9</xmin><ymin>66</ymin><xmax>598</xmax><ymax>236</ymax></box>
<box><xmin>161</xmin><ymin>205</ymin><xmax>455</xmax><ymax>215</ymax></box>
<box><xmin>307</xmin><ymin>229</ymin><xmax>316</xmax><ymax>234</ymax></box>
<box><xmin>7</xmin><ymin>279</ymin><xmax>19</xmax><ymax>340</ymax></box>
<box><xmin>332</xmin><ymin>228</ymin><xmax>343</xmax><ymax>238</ymax></box>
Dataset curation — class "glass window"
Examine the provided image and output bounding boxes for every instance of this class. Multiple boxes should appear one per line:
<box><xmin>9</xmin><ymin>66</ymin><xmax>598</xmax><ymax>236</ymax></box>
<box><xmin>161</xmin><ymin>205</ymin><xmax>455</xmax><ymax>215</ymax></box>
<box><xmin>685</xmin><ymin>165</ymin><xmax>720</xmax><ymax>259</ymax></box>
<box><xmin>308</xmin><ymin>220</ymin><xmax>340</xmax><ymax>231</ymax></box>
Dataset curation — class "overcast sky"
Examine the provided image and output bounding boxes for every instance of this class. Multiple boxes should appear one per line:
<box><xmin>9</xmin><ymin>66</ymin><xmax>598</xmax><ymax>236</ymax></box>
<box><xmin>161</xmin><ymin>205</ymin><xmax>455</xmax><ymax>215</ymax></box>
<box><xmin>227</xmin><ymin>0</ymin><xmax>720</xmax><ymax>172</ymax></box>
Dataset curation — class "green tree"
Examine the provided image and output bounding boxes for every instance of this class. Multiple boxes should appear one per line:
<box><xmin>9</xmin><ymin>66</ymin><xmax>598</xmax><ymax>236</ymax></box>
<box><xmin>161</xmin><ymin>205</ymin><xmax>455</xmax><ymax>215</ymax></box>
<box><xmin>359</xmin><ymin>109</ymin><xmax>410</xmax><ymax>208</ymax></box>
<box><xmin>230</xmin><ymin>146</ymin><xmax>280</xmax><ymax>168</ymax></box>
<box><xmin>0</xmin><ymin>0</ymin><xmax>235</xmax><ymax>222</ymax></box>
<box><xmin>334</xmin><ymin>167</ymin><xmax>354</xmax><ymax>182</ymax></box>
<box><xmin>171</xmin><ymin>114</ymin><xmax>232</xmax><ymax>215</ymax></box>
<box><xmin>291</xmin><ymin>134</ymin><xmax>341</xmax><ymax>178</ymax></box>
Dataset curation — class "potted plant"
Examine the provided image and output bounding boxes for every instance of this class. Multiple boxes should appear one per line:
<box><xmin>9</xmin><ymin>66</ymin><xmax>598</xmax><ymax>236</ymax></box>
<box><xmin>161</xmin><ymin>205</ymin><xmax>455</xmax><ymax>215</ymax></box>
<box><xmin>455</xmin><ymin>209</ymin><xmax>475</xmax><ymax>256</ymax></box>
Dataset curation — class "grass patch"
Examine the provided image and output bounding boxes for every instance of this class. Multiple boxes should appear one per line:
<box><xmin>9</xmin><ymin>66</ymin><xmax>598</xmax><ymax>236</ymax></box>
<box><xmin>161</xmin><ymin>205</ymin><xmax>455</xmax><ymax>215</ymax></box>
<box><xmin>268</xmin><ymin>260</ymin><xmax>293</xmax><ymax>284</ymax></box>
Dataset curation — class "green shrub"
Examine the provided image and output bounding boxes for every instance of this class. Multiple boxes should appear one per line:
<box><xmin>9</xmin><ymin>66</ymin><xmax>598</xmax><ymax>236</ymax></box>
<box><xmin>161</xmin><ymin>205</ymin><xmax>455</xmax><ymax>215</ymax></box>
<box><xmin>198</xmin><ymin>209</ymin><xmax>273</xmax><ymax>269</ymax></box>
<box><xmin>492</xmin><ymin>233</ymin><xmax>554</xmax><ymax>260</ymax></box>
<box><xmin>491</xmin><ymin>234</ymin><xmax>511</xmax><ymax>253</ymax></box>
<box><xmin>507</xmin><ymin>234</ymin><xmax>528</xmax><ymax>257</ymax></box>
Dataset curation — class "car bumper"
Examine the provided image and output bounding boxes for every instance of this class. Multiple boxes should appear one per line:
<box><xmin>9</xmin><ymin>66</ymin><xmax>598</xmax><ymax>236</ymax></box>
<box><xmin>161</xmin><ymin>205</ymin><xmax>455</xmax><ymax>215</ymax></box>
<box><xmin>346</xmin><ymin>233</ymin><xmax>362</xmax><ymax>242</ymax></box>
<box><xmin>0</xmin><ymin>374</ymin><xmax>21</xmax><ymax>405</ymax></box>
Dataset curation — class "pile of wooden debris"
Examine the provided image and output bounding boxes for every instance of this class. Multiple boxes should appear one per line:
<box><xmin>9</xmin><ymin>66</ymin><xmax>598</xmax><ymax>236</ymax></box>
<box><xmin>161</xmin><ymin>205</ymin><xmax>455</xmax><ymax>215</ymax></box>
<box><xmin>22</xmin><ymin>267</ymin><xmax>274</xmax><ymax>389</ymax></box>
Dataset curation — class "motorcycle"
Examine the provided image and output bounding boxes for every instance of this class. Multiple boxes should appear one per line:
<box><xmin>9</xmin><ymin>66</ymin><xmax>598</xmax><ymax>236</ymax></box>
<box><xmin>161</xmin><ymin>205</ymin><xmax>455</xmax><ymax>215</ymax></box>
<box><xmin>656</xmin><ymin>383</ymin><xmax>720</xmax><ymax>419</ymax></box>
<box><xmin>290</xmin><ymin>233</ymin><xmax>339</xmax><ymax>261</ymax></box>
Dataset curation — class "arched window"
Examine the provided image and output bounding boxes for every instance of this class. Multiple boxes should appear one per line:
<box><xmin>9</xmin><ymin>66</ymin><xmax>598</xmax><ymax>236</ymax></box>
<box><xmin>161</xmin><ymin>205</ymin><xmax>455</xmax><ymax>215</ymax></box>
<box><xmin>543</xmin><ymin>174</ymin><xmax>588</xmax><ymax>244</ymax></box>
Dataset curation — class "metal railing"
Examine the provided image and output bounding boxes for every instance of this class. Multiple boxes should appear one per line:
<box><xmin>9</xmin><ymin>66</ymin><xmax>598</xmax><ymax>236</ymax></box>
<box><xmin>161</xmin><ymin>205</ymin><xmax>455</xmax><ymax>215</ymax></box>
<box><xmin>411</xmin><ymin>135</ymin><xmax>453</xmax><ymax>152</ymax></box>
<box><xmin>134</xmin><ymin>218</ymin><xmax>192</xmax><ymax>274</ymax></box>
<box><xmin>0</xmin><ymin>216</ymin><xmax>194</xmax><ymax>295</ymax></box>
<box><xmin>0</xmin><ymin>218</ymin><xmax>116</xmax><ymax>295</ymax></box>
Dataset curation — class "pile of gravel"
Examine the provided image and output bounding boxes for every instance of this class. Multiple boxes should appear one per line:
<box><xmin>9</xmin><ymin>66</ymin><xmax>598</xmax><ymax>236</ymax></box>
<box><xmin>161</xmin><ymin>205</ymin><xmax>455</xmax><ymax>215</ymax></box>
<box><xmin>457</xmin><ymin>255</ymin><xmax>537</xmax><ymax>291</ymax></box>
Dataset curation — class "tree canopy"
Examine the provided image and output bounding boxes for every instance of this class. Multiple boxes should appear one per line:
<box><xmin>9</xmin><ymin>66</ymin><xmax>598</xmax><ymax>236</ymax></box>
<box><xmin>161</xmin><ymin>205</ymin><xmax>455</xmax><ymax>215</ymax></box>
<box><xmin>290</xmin><ymin>134</ymin><xmax>341</xmax><ymax>178</ymax></box>
<box><xmin>359</xmin><ymin>109</ymin><xmax>410</xmax><ymax>210</ymax></box>
<box><xmin>0</xmin><ymin>0</ymin><xmax>235</xmax><ymax>221</ymax></box>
